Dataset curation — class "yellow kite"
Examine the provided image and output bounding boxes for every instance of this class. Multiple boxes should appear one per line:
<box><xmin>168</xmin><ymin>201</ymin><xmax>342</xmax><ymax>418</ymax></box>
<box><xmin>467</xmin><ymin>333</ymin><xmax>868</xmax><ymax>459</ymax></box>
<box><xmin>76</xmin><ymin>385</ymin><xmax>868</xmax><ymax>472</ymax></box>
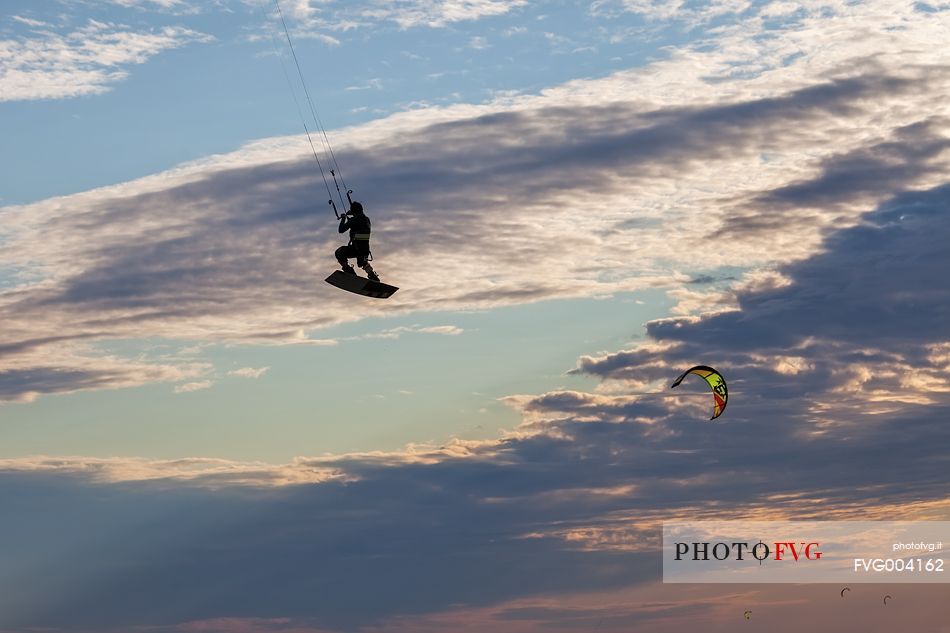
<box><xmin>670</xmin><ymin>365</ymin><xmax>728</xmax><ymax>420</ymax></box>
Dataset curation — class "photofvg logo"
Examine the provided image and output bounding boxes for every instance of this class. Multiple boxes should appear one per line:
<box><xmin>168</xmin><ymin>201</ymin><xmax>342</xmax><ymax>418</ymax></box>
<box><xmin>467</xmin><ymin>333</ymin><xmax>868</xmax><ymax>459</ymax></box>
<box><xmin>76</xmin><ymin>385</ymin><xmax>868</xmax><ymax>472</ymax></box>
<box><xmin>663</xmin><ymin>521</ymin><xmax>949</xmax><ymax>583</ymax></box>
<box><xmin>674</xmin><ymin>540</ymin><xmax>822</xmax><ymax>563</ymax></box>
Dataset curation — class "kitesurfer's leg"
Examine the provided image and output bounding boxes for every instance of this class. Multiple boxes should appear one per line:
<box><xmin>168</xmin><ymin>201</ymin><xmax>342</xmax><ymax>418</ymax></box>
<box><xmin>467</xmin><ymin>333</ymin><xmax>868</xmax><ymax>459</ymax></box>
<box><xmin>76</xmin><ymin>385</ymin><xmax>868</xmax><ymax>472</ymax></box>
<box><xmin>356</xmin><ymin>248</ymin><xmax>379</xmax><ymax>282</ymax></box>
<box><xmin>335</xmin><ymin>245</ymin><xmax>357</xmax><ymax>274</ymax></box>
<box><xmin>361</xmin><ymin>262</ymin><xmax>380</xmax><ymax>282</ymax></box>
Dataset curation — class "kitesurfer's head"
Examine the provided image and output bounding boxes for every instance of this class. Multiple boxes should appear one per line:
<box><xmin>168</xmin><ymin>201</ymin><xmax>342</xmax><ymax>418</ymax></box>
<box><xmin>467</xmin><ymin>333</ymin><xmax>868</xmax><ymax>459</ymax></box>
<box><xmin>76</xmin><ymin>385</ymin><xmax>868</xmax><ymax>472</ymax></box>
<box><xmin>349</xmin><ymin>201</ymin><xmax>364</xmax><ymax>215</ymax></box>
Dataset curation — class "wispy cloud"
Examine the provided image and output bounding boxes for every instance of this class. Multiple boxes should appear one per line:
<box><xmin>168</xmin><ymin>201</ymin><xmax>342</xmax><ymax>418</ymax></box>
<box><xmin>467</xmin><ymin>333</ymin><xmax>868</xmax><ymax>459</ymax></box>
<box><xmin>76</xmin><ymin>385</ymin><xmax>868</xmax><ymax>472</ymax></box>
<box><xmin>106</xmin><ymin>0</ymin><xmax>200</xmax><ymax>13</ymax></box>
<box><xmin>227</xmin><ymin>366</ymin><xmax>270</xmax><ymax>379</ymax></box>
<box><xmin>174</xmin><ymin>380</ymin><xmax>213</xmax><ymax>393</ymax></box>
<box><xmin>0</xmin><ymin>19</ymin><xmax>213</xmax><ymax>102</ymax></box>
<box><xmin>292</xmin><ymin>30</ymin><xmax>342</xmax><ymax>45</ymax></box>
<box><xmin>344</xmin><ymin>77</ymin><xmax>383</xmax><ymax>91</ymax></box>
<box><xmin>346</xmin><ymin>324</ymin><xmax>465</xmax><ymax>340</ymax></box>
<box><xmin>591</xmin><ymin>0</ymin><xmax>752</xmax><ymax>24</ymax></box>
<box><xmin>360</xmin><ymin>0</ymin><xmax>527</xmax><ymax>29</ymax></box>
<box><xmin>418</xmin><ymin>325</ymin><xmax>464</xmax><ymax>335</ymax></box>
<box><xmin>10</xmin><ymin>15</ymin><xmax>51</xmax><ymax>28</ymax></box>
<box><xmin>260</xmin><ymin>0</ymin><xmax>527</xmax><ymax>39</ymax></box>
<box><xmin>0</xmin><ymin>341</ymin><xmax>209</xmax><ymax>402</ymax></box>
<box><xmin>108</xmin><ymin>0</ymin><xmax>192</xmax><ymax>8</ymax></box>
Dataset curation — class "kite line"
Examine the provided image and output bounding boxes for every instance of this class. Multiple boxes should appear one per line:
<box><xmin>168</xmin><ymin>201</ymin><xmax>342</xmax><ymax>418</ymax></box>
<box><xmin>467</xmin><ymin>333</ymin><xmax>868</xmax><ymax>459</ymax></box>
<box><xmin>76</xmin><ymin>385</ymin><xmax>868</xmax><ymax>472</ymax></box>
<box><xmin>270</xmin><ymin>0</ymin><xmax>350</xmax><ymax>217</ymax></box>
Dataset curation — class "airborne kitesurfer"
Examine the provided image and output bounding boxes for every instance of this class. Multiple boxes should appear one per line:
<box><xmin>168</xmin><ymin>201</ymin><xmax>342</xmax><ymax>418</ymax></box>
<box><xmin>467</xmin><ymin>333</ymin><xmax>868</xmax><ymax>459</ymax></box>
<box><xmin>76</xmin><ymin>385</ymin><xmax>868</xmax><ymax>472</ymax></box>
<box><xmin>335</xmin><ymin>201</ymin><xmax>379</xmax><ymax>282</ymax></box>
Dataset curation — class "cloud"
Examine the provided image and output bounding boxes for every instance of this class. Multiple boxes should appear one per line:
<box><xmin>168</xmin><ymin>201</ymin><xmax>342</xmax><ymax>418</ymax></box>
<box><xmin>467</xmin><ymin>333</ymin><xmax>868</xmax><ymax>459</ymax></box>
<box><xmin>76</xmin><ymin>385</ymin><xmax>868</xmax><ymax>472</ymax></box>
<box><xmin>592</xmin><ymin>0</ymin><xmax>752</xmax><ymax>24</ymax></box>
<box><xmin>344</xmin><ymin>77</ymin><xmax>383</xmax><ymax>91</ymax></box>
<box><xmin>0</xmin><ymin>342</ymin><xmax>209</xmax><ymax>403</ymax></box>
<box><xmin>552</xmin><ymin>183</ymin><xmax>950</xmax><ymax>528</ymax></box>
<box><xmin>174</xmin><ymin>380</ymin><xmax>213</xmax><ymax>393</ymax></box>
<box><xmin>106</xmin><ymin>0</ymin><xmax>199</xmax><ymax>12</ymax></box>
<box><xmin>0</xmin><ymin>455</ymin><xmax>345</xmax><ymax>486</ymax></box>
<box><xmin>0</xmin><ymin>442</ymin><xmax>656</xmax><ymax>631</ymax></box>
<box><xmin>360</xmin><ymin>0</ymin><xmax>527</xmax><ymax>29</ymax></box>
<box><xmin>575</xmin><ymin>182</ymin><xmax>950</xmax><ymax>389</ymax></box>
<box><xmin>10</xmin><ymin>15</ymin><xmax>51</xmax><ymax>28</ymax></box>
<box><xmin>340</xmin><ymin>324</ymin><xmax>464</xmax><ymax>341</ymax></box>
<box><xmin>292</xmin><ymin>31</ymin><xmax>342</xmax><ymax>45</ymax></box>
<box><xmin>227</xmin><ymin>366</ymin><xmax>270</xmax><ymax>379</ymax></box>
<box><xmin>418</xmin><ymin>325</ymin><xmax>464</xmax><ymax>335</ymax></box>
<box><xmin>339</xmin><ymin>324</ymin><xmax>464</xmax><ymax>340</ymax></box>
<box><xmin>109</xmin><ymin>0</ymin><xmax>191</xmax><ymax>7</ymax></box>
<box><xmin>0</xmin><ymin>19</ymin><xmax>213</xmax><ymax>102</ymax></box>
<box><xmin>726</xmin><ymin>118</ymin><xmax>950</xmax><ymax>237</ymax></box>
<box><xmin>260</xmin><ymin>0</ymin><xmax>523</xmax><ymax>36</ymax></box>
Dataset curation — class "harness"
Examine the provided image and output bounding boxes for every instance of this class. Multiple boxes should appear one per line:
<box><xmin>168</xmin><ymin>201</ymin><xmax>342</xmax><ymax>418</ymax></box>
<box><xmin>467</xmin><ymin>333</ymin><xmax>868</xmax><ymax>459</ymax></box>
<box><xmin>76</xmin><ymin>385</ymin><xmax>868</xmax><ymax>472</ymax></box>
<box><xmin>349</xmin><ymin>226</ymin><xmax>373</xmax><ymax>261</ymax></box>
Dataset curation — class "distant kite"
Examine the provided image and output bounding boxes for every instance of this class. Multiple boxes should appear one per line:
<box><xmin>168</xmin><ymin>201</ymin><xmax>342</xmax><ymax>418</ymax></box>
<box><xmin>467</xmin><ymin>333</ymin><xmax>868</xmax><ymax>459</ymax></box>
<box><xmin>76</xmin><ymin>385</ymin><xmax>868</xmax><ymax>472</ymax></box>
<box><xmin>884</xmin><ymin>595</ymin><xmax>892</xmax><ymax>605</ymax></box>
<box><xmin>671</xmin><ymin>365</ymin><xmax>728</xmax><ymax>419</ymax></box>
<box><xmin>743</xmin><ymin>610</ymin><xmax>752</xmax><ymax>620</ymax></box>
<box><xmin>841</xmin><ymin>587</ymin><xmax>851</xmax><ymax>597</ymax></box>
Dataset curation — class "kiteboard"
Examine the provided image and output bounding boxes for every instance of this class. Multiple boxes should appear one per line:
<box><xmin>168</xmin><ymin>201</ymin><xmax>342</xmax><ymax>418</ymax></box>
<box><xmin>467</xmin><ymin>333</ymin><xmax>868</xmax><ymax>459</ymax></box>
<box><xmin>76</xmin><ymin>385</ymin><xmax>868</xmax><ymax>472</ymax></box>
<box><xmin>325</xmin><ymin>270</ymin><xmax>399</xmax><ymax>299</ymax></box>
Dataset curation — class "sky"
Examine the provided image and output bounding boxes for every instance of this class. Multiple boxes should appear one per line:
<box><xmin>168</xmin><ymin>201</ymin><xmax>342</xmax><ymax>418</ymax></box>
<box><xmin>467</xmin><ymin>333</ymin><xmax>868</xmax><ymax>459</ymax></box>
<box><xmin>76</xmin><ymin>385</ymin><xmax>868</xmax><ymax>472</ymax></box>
<box><xmin>1</xmin><ymin>0</ymin><xmax>949</xmax><ymax>631</ymax></box>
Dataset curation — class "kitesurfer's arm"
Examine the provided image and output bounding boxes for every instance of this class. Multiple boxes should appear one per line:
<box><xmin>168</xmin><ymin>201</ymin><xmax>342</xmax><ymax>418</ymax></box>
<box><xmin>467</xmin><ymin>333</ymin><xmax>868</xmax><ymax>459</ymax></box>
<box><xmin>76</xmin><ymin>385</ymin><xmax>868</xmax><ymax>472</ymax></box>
<box><xmin>338</xmin><ymin>215</ymin><xmax>350</xmax><ymax>233</ymax></box>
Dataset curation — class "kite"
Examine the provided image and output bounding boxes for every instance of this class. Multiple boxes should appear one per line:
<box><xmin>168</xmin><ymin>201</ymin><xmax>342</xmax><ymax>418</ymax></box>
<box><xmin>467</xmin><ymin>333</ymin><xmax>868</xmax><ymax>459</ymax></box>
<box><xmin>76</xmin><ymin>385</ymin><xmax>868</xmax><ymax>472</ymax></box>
<box><xmin>883</xmin><ymin>595</ymin><xmax>892</xmax><ymax>605</ymax></box>
<box><xmin>670</xmin><ymin>365</ymin><xmax>728</xmax><ymax>420</ymax></box>
<box><xmin>743</xmin><ymin>610</ymin><xmax>752</xmax><ymax>620</ymax></box>
<box><xmin>841</xmin><ymin>587</ymin><xmax>851</xmax><ymax>597</ymax></box>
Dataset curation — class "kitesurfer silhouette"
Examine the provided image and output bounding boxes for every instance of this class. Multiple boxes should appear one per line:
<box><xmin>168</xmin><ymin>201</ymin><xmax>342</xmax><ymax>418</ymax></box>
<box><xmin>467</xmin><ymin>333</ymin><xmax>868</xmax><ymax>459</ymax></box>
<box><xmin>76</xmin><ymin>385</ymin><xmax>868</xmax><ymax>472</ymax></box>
<box><xmin>335</xmin><ymin>201</ymin><xmax>379</xmax><ymax>281</ymax></box>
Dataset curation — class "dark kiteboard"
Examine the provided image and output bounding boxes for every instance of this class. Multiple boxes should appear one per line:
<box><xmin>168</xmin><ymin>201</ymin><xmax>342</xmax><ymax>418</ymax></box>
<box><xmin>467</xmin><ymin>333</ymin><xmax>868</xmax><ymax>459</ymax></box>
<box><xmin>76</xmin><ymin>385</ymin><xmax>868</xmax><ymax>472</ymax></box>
<box><xmin>325</xmin><ymin>270</ymin><xmax>398</xmax><ymax>299</ymax></box>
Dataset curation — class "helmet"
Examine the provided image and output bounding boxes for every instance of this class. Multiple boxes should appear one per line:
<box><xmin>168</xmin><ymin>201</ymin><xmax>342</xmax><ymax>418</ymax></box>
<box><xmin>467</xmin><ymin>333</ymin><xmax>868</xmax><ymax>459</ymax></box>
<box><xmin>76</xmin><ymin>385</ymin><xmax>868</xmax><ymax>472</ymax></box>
<box><xmin>349</xmin><ymin>201</ymin><xmax>364</xmax><ymax>214</ymax></box>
